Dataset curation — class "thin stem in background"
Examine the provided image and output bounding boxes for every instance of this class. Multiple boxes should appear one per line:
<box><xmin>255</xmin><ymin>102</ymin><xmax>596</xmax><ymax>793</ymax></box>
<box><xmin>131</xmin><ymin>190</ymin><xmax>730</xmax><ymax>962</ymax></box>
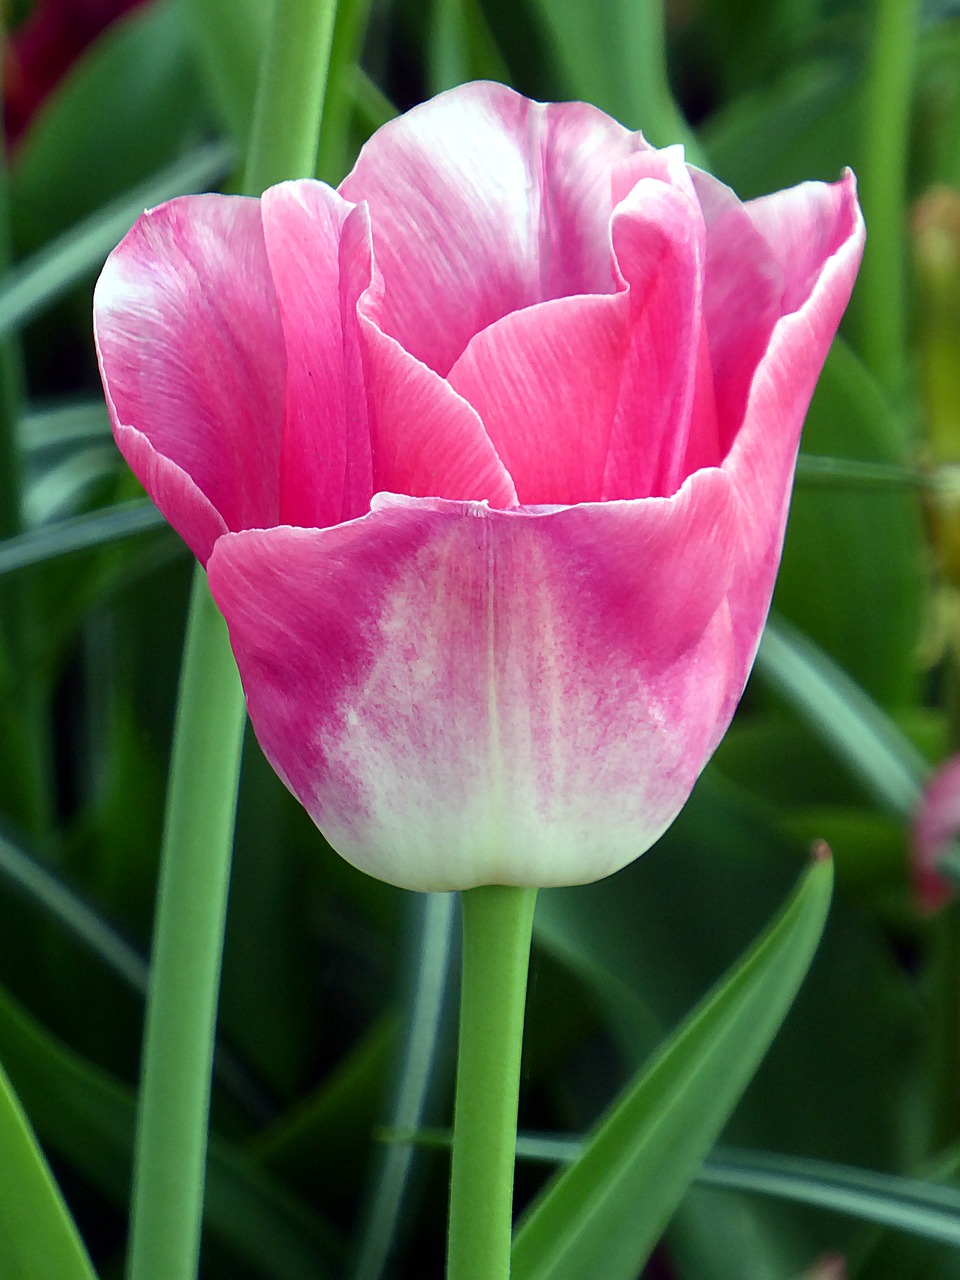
<box><xmin>125</xmin><ymin>2</ymin><xmax>341</xmax><ymax>1278</ymax></box>
<box><xmin>447</xmin><ymin>885</ymin><xmax>538</xmax><ymax>1280</ymax></box>
<box><xmin>353</xmin><ymin>891</ymin><xmax>458</xmax><ymax>1280</ymax></box>
<box><xmin>243</xmin><ymin>0</ymin><xmax>338</xmax><ymax>196</ymax></box>
<box><xmin>855</xmin><ymin>0</ymin><xmax>919</xmax><ymax>393</ymax></box>
<box><xmin>633</xmin><ymin>0</ymin><xmax>706</xmax><ymax>165</ymax></box>
<box><xmin>124</xmin><ymin>573</ymin><xmax>246</xmax><ymax>1280</ymax></box>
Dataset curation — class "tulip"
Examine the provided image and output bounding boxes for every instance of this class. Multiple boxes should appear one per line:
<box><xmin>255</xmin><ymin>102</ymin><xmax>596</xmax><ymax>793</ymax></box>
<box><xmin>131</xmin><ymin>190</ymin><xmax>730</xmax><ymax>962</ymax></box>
<box><xmin>94</xmin><ymin>81</ymin><xmax>864</xmax><ymax>891</ymax></box>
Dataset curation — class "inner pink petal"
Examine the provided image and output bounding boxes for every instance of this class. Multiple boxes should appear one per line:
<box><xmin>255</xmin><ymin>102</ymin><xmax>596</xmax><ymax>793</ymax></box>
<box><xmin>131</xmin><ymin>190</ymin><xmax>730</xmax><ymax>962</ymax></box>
<box><xmin>447</xmin><ymin>292</ymin><xmax>629</xmax><ymax>505</ymax></box>
<box><xmin>688</xmin><ymin>169</ymin><xmax>784</xmax><ymax>460</ymax></box>
<box><xmin>747</xmin><ymin>174</ymin><xmax>859</xmax><ymax>314</ymax></box>
<box><xmin>339</xmin><ymin>81</ymin><xmax>649</xmax><ymax>376</ymax></box>
<box><xmin>601</xmin><ymin>178</ymin><xmax>707</xmax><ymax>500</ymax></box>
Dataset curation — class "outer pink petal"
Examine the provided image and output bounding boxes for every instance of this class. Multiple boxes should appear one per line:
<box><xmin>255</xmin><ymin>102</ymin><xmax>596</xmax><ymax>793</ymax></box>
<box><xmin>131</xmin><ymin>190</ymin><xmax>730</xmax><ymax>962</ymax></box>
<box><xmin>720</xmin><ymin>171</ymin><xmax>865</xmax><ymax>709</ymax></box>
<box><xmin>911</xmin><ymin>756</ymin><xmax>960</xmax><ymax>914</ymax></box>
<box><xmin>94</xmin><ymin>195</ymin><xmax>285</xmax><ymax>564</ymax></box>
<box><xmin>339</xmin><ymin>80</ymin><xmax>647</xmax><ymax>376</ymax></box>
<box><xmin>688</xmin><ymin>168</ymin><xmax>785</xmax><ymax>459</ymax></box>
<box><xmin>207</xmin><ymin>477</ymin><xmax>741</xmax><ymax>891</ymax></box>
<box><xmin>259</xmin><ymin>181</ymin><xmax>374</xmax><ymax>527</ymax></box>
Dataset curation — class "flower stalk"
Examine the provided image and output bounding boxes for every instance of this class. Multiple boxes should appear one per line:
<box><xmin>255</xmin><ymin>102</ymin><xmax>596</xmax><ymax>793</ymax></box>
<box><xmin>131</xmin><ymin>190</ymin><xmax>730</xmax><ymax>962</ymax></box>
<box><xmin>125</xmin><ymin>2</ymin><xmax>339</xmax><ymax>1279</ymax></box>
<box><xmin>447</xmin><ymin>885</ymin><xmax>538</xmax><ymax>1280</ymax></box>
<box><xmin>855</xmin><ymin>0</ymin><xmax>919</xmax><ymax>391</ymax></box>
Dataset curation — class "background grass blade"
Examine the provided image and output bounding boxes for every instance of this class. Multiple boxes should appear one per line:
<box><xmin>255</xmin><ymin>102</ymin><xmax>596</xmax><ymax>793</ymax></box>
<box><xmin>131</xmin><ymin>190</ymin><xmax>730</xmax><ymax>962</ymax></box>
<box><xmin>514</xmin><ymin>1136</ymin><xmax>960</xmax><ymax>1248</ymax></box>
<box><xmin>511</xmin><ymin>855</ymin><xmax>833</xmax><ymax>1280</ymax></box>
<box><xmin>0</xmin><ymin>500</ymin><xmax>168</xmax><ymax>577</ymax></box>
<box><xmin>0</xmin><ymin>1057</ymin><xmax>98</xmax><ymax>1280</ymax></box>
<box><xmin>0</xmin><ymin>142</ymin><xmax>232</xmax><ymax>343</ymax></box>
<box><xmin>755</xmin><ymin>614</ymin><xmax>926</xmax><ymax>815</ymax></box>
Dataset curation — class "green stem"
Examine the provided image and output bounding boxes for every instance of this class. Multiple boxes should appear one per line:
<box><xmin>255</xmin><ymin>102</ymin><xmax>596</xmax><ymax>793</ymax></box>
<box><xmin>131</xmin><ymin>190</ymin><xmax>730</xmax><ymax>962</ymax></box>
<box><xmin>854</xmin><ymin>0</ymin><xmax>919</xmax><ymax>391</ymax></box>
<box><xmin>632</xmin><ymin>0</ymin><xmax>705</xmax><ymax>165</ymax></box>
<box><xmin>126</xmin><ymin>574</ymin><xmax>245</xmax><ymax>1280</ymax></box>
<box><xmin>447</xmin><ymin>885</ymin><xmax>538</xmax><ymax>1280</ymax></box>
<box><xmin>127</xmin><ymin>3</ymin><xmax>340</xmax><ymax>1278</ymax></box>
<box><xmin>244</xmin><ymin>0</ymin><xmax>338</xmax><ymax>195</ymax></box>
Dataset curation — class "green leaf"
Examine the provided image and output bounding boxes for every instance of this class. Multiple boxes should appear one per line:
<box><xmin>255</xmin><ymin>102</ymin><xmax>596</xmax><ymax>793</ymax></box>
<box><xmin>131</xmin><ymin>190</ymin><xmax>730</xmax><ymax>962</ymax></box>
<box><xmin>0</xmin><ymin>502</ymin><xmax>169</xmax><ymax>578</ymax></box>
<box><xmin>511</xmin><ymin>856</ymin><xmax>834</xmax><ymax>1280</ymax></box>
<box><xmin>0</xmin><ymin>830</ymin><xmax>148</xmax><ymax>993</ymax></box>
<box><xmin>521</xmin><ymin>0</ymin><xmax>700</xmax><ymax>156</ymax></box>
<box><xmin>772</xmin><ymin>339</ymin><xmax>923</xmax><ymax>705</ymax></box>
<box><xmin>754</xmin><ymin>615</ymin><xmax>926</xmax><ymax>818</ymax></box>
<box><xmin>178</xmin><ymin>0</ymin><xmax>270</xmax><ymax>146</ymax></box>
<box><xmin>11</xmin><ymin>2</ymin><xmax>210</xmax><ymax>252</ymax></box>
<box><xmin>0</xmin><ymin>142</ymin><xmax>232</xmax><ymax>345</ymax></box>
<box><xmin>426</xmin><ymin>0</ymin><xmax>512</xmax><ymax>97</ymax></box>
<box><xmin>0</xmin><ymin>980</ymin><xmax>346</xmax><ymax>1279</ymax></box>
<box><xmin>0</xmin><ymin>1057</ymin><xmax>98</xmax><ymax>1280</ymax></box>
<box><xmin>514</xmin><ymin>1137</ymin><xmax>960</xmax><ymax>1249</ymax></box>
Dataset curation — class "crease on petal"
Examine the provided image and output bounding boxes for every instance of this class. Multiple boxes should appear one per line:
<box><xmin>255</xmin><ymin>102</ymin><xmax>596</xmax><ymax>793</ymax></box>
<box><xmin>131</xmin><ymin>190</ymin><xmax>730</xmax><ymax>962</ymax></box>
<box><xmin>94</xmin><ymin>194</ymin><xmax>285</xmax><ymax>564</ymax></box>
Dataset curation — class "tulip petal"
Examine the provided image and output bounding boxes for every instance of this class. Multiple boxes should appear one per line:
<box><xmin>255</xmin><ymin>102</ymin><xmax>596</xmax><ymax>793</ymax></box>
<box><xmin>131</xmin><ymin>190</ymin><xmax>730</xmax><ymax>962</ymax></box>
<box><xmin>261</xmin><ymin>178</ymin><xmax>517</xmax><ymax>511</ymax></box>
<box><xmin>355</xmin><ymin>305</ymin><xmax>520</xmax><ymax>507</ymax></box>
<box><xmin>207</xmin><ymin>476</ymin><xmax>741</xmax><ymax>891</ymax></box>
<box><xmin>601</xmin><ymin>177</ymin><xmax>707</xmax><ymax>500</ymax></box>
<box><xmin>94</xmin><ymin>195</ymin><xmax>285</xmax><ymax>564</ymax></box>
<box><xmin>720</xmin><ymin>172</ymin><xmax>865</xmax><ymax>702</ymax></box>
<box><xmin>687</xmin><ymin>168</ymin><xmax>785</xmax><ymax>460</ymax></box>
<box><xmin>259</xmin><ymin>181</ymin><xmax>374</xmax><ymax>527</ymax></box>
<box><xmin>449</xmin><ymin>172</ymin><xmax>707</xmax><ymax>505</ymax></box>
<box><xmin>447</xmin><ymin>292</ymin><xmax>628</xmax><ymax>504</ymax></box>
<box><xmin>339</xmin><ymin>80</ymin><xmax>647</xmax><ymax>377</ymax></box>
<box><xmin>912</xmin><ymin>756</ymin><xmax>960</xmax><ymax>914</ymax></box>
<box><xmin>747</xmin><ymin>173</ymin><xmax>861</xmax><ymax>314</ymax></box>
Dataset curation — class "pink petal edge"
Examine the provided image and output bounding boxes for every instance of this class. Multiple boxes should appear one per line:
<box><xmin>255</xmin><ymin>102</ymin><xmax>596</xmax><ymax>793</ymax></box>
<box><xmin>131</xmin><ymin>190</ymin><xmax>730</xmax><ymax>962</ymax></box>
<box><xmin>94</xmin><ymin>194</ymin><xmax>286</xmax><ymax>564</ymax></box>
<box><xmin>207</xmin><ymin>477</ymin><xmax>740</xmax><ymax>891</ymax></box>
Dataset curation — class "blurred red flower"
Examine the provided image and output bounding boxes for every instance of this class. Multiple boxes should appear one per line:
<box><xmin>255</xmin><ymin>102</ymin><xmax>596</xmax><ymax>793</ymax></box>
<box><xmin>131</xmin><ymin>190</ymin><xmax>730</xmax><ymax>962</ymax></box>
<box><xmin>4</xmin><ymin>0</ymin><xmax>153</xmax><ymax>146</ymax></box>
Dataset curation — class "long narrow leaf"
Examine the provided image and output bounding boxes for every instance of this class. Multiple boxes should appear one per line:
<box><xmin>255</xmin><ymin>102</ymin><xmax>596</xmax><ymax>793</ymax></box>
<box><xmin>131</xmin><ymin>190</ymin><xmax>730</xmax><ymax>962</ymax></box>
<box><xmin>511</xmin><ymin>855</ymin><xmax>833</xmax><ymax>1280</ymax></box>
<box><xmin>0</xmin><ymin>830</ymin><xmax>147</xmax><ymax>992</ymax></box>
<box><xmin>0</xmin><ymin>1058</ymin><xmax>98</xmax><ymax>1280</ymax></box>
<box><xmin>755</xmin><ymin>614</ymin><xmax>926</xmax><ymax>816</ymax></box>
<box><xmin>0</xmin><ymin>983</ymin><xmax>344</xmax><ymax>1280</ymax></box>
<box><xmin>0</xmin><ymin>500</ymin><xmax>168</xmax><ymax>577</ymax></box>
<box><xmin>0</xmin><ymin>142</ymin><xmax>232</xmax><ymax>343</ymax></box>
<box><xmin>513</xmin><ymin>1137</ymin><xmax>960</xmax><ymax>1248</ymax></box>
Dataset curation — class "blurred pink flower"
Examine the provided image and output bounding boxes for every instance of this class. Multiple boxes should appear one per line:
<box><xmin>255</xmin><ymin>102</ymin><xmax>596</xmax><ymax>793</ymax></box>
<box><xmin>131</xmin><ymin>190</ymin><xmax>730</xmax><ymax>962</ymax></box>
<box><xmin>94</xmin><ymin>82</ymin><xmax>864</xmax><ymax>890</ymax></box>
<box><xmin>911</xmin><ymin>755</ymin><xmax>960</xmax><ymax>912</ymax></box>
<box><xmin>4</xmin><ymin>0</ymin><xmax>152</xmax><ymax>146</ymax></box>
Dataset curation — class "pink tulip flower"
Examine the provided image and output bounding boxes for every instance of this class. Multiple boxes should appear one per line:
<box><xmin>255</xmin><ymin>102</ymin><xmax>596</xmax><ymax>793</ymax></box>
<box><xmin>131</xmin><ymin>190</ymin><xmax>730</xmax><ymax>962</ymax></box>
<box><xmin>94</xmin><ymin>82</ymin><xmax>864</xmax><ymax>891</ymax></box>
